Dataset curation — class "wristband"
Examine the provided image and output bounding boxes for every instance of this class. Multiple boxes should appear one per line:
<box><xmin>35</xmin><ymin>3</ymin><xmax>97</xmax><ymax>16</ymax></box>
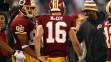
<box><xmin>78</xmin><ymin>56</ymin><xmax>83</xmax><ymax>60</ymax></box>
<box><xmin>78</xmin><ymin>55</ymin><xmax>85</xmax><ymax>60</ymax></box>
<box><xmin>22</xmin><ymin>45</ymin><xmax>29</xmax><ymax>49</ymax></box>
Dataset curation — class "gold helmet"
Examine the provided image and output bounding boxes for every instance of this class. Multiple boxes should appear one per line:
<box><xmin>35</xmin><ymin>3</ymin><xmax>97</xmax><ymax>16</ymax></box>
<box><xmin>49</xmin><ymin>0</ymin><xmax>66</xmax><ymax>15</ymax></box>
<box><xmin>106</xmin><ymin>0</ymin><xmax>111</xmax><ymax>18</ymax></box>
<box><xmin>19</xmin><ymin>0</ymin><xmax>38</xmax><ymax>18</ymax></box>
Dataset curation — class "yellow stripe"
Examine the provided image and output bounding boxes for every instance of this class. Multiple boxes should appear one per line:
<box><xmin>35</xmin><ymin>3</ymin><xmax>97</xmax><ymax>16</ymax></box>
<box><xmin>15</xmin><ymin>32</ymin><xmax>27</xmax><ymax>34</ymax></box>
<box><xmin>77</xmin><ymin>18</ymin><xmax>85</xmax><ymax>21</ymax></box>
<box><xmin>71</xmin><ymin>27</ymin><xmax>76</xmax><ymax>30</ymax></box>
<box><xmin>82</xmin><ymin>8</ymin><xmax>98</xmax><ymax>11</ymax></box>
<box><xmin>54</xmin><ymin>0</ymin><xmax>57</xmax><ymax>8</ymax></box>
<box><xmin>47</xmin><ymin>57</ymin><xmax>67</xmax><ymax>62</ymax></box>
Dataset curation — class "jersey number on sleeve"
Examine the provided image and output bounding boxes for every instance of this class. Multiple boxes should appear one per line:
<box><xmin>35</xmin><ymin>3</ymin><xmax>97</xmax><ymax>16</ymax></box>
<box><xmin>104</xmin><ymin>27</ymin><xmax>111</xmax><ymax>48</ymax></box>
<box><xmin>46</xmin><ymin>22</ymin><xmax>67</xmax><ymax>43</ymax></box>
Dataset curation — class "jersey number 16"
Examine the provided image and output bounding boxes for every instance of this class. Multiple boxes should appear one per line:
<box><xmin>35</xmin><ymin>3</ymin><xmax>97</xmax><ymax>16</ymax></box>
<box><xmin>46</xmin><ymin>22</ymin><xmax>67</xmax><ymax>43</ymax></box>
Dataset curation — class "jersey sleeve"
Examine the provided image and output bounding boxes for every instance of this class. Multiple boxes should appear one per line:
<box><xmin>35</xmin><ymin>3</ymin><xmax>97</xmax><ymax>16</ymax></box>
<box><xmin>70</xmin><ymin>17</ymin><xmax>76</xmax><ymax>31</ymax></box>
<box><xmin>70</xmin><ymin>17</ymin><xmax>76</xmax><ymax>27</ymax></box>
<box><xmin>11</xmin><ymin>20</ymin><xmax>30</xmax><ymax>35</ymax></box>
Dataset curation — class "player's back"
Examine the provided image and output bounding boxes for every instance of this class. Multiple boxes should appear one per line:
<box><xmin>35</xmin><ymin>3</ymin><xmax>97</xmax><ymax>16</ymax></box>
<box><xmin>103</xmin><ymin>20</ymin><xmax>111</xmax><ymax>61</ymax></box>
<box><xmin>37</xmin><ymin>15</ymin><xmax>75</xmax><ymax>57</ymax></box>
<box><xmin>103</xmin><ymin>20</ymin><xmax>111</xmax><ymax>48</ymax></box>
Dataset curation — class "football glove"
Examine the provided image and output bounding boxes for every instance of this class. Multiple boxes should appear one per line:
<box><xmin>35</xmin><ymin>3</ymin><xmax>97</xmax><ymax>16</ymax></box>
<box><xmin>16</xmin><ymin>58</ymin><xmax>25</xmax><ymax>62</ymax></box>
<box><xmin>13</xmin><ymin>50</ymin><xmax>26</xmax><ymax>60</ymax></box>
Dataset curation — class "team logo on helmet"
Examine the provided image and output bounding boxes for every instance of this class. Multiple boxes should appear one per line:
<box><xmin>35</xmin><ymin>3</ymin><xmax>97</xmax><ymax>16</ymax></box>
<box><xmin>19</xmin><ymin>0</ymin><xmax>38</xmax><ymax>18</ymax></box>
<box><xmin>106</xmin><ymin>0</ymin><xmax>111</xmax><ymax>15</ymax></box>
<box><xmin>49</xmin><ymin>0</ymin><xmax>66</xmax><ymax>14</ymax></box>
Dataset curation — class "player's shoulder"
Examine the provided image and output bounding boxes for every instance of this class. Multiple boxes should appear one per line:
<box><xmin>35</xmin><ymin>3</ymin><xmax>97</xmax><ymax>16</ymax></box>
<box><xmin>63</xmin><ymin>15</ymin><xmax>72</xmax><ymax>18</ymax></box>
<box><xmin>14</xmin><ymin>14</ymin><xmax>30</xmax><ymax>22</ymax></box>
<box><xmin>102</xmin><ymin>20</ymin><xmax>111</xmax><ymax>28</ymax></box>
<box><xmin>36</xmin><ymin>15</ymin><xmax>50</xmax><ymax>21</ymax></box>
<box><xmin>14</xmin><ymin>13</ymin><xmax>30</xmax><ymax>21</ymax></box>
<box><xmin>103</xmin><ymin>20</ymin><xmax>107</xmax><ymax>23</ymax></box>
<box><xmin>37</xmin><ymin>14</ymin><xmax>50</xmax><ymax>18</ymax></box>
<box><xmin>63</xmin><ymin>15</ymin><xmax>74</xmax><ymax>21</ymax></box>
<box><xmin>11</xmin><ymin>14</ymin><xmax>30</xmax><ymax>26</ymax></box>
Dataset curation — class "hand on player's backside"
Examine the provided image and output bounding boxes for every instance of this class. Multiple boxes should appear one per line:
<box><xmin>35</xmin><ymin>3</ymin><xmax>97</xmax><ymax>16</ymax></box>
<box><xmin>38</xmin><ymin>56</ymin><xmax>51</xmax><ymax>62</ymax></box>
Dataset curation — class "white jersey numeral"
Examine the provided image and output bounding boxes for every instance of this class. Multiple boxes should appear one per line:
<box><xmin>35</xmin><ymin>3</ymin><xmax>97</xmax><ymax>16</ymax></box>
<box><xmin>46</xmin><ymin>22</ymin><xmax>67</xmax><ymax>43</ymax></box>
<box><xmin>104</xmin><ymin>27</ymin><xmax>111</xmax><ymax>48</ymax></box>
<box><xmin>29</xmin><ymin>29</ymin><xmax>36</xmax><ymax>45</ymax></box>
<box><xmin>46</xmin><ymin>22</ymin><xmax>54</xmax><ymax>43</ymax></box>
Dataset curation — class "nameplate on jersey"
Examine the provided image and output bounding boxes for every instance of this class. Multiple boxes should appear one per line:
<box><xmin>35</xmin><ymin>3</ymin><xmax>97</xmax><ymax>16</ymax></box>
<box><xmin>50</xmin><ymin>16</ymin><xmax>63</xmax><ymax>21</ymax></box>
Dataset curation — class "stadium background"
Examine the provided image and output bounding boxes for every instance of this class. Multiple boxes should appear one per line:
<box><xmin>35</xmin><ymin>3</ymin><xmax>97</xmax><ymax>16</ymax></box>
<box><xmin>4</xmin><ymin>0</ymin><xmax>109</xmax><ymax>15</ymax></box>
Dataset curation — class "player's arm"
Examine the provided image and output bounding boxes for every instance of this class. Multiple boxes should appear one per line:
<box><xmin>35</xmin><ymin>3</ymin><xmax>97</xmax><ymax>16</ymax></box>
<box><xmin>16</xmin><ymin>33</ymin><xmax>37</xmax><ymax>58</ymax></box>
<box><xmin>34</xmin><ymin>25</ymin><xmax>49</xmax><ymax>62</ymax></box>
<box><xmin>35</xmin><ymin>25</ymin><xmax>43</xmax><ymax>58</ymax></box>
<box><xmin>69</xmin><ymin>27</ymin><xmax>83</xmax><ymax>60</ymax></box>
<box><xmin>0</xmin><ymin>39</ymin><xmax>14</xmax><ymax>54</ymax></box>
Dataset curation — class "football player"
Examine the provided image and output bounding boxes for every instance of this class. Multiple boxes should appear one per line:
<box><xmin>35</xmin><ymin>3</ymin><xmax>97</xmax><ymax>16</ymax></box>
<box><xmin>103</xmin><ymin>1</ymin><xmax>111</xmax><ymax>62</ymax></box>
<box><xmin>10</xmin><ymin>0</ymin><xmax>39</xmax><ymax>62</ymax></box>
<box><xmin>34</xmin><ymin>0</ymin><xmax>84</xmax><ymax>62</ymax></box>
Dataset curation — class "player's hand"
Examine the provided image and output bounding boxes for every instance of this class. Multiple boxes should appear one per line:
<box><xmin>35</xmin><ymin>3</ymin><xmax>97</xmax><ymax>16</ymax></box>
<box><xmin>38</xmin><ymin>56</ymin><xmax>50</xmax><ymax>62</ymax></box>
<box><xmin>78</xmin><ymin>59</ymin><xmax>86</xmax><ymax>62</ymax></box>
<box><xmin>13</xmin><ymin>50</ymin><xmax>26</xmax><ymax>60</ymax></box>
<box><xmin>78</xmin><ymin>59</ymin><xmax>82</xmax><ymax>62</ymax></box>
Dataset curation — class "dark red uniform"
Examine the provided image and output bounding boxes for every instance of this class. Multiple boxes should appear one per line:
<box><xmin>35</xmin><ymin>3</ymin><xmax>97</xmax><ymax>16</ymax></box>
<box><xmin>37</xmin><ymin>15</ymin><xmax>75</xmax><ymax>57</ymax></box>
<box><xmin>103</xmin><ymin>20</ymin><xmax>111</xmax><ymax>61</ymax></box>
<box><xmin>10</xmin><ymin>13</ymin><xmax>36</xmax><ymax>50</ymax></box>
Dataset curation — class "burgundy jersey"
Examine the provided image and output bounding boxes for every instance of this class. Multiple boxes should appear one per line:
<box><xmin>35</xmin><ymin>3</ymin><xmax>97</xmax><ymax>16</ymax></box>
<box><xmin>103</xmin><ymin>20</ymin><xmax>111</xmax><ymax>61</ymax></box>
<box><xmin>10</xmin><ymin>13</ymin><xmax>36</xmax><ymax>50</ymax></box>
<box><xmin>37</xmin><ymin>15</ymin><xmax>75</xmax><ymax>57</ymax></box>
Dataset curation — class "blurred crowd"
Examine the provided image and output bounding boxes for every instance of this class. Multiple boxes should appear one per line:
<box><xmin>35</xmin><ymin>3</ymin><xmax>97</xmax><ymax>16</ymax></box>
<box><xmin>1</xmin><ymin>0</ymin><xmax>109</xmax><ymax>25</ymax></box>
<box><xmin>4</xmin><ymin>0</ymin><xmax>109</xmax><ymax>15</ymax></box>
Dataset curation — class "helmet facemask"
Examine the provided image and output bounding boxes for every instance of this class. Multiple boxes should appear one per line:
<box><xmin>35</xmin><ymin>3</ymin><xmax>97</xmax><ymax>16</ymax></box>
<box><xmin>19</xmin><ymin>0</ymin><xmax>38</xmax><ymax>18</ymax></box>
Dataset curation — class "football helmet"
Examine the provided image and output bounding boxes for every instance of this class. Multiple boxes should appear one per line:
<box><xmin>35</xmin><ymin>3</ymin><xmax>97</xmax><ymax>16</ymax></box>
<box><xmin>106</xmin><ymin>0</ymin><xmax>111</xmax><ymax>17</ymax></box>
<box><xmin>19</xmin><ymin>0</ymin><xmax>37</xmax><ymax>18</ymax></box>
<box><xmin>49</xmin><ymin>0</ymin><xmax>66</xmax><ymax>14</ymax></box>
